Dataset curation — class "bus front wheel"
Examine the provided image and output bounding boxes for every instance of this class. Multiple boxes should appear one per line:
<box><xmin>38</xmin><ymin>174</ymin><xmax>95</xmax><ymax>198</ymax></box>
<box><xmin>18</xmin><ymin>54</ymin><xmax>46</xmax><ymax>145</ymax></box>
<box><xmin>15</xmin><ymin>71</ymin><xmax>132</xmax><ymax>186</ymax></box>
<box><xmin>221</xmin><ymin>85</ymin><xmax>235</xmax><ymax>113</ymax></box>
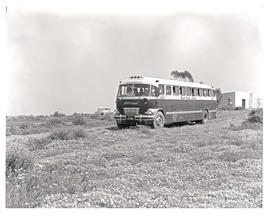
<box><xmin>152</xmin><ymin>111</ymin><xmax>165</xmax><ymax>129</ymax></box>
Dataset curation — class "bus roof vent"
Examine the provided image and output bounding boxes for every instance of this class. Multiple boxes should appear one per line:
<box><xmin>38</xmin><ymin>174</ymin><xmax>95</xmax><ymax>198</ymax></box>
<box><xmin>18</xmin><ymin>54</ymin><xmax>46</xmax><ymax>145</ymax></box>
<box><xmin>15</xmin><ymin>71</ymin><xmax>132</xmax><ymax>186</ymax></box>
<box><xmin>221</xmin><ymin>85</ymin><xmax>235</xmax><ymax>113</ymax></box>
<box><xmin>129</xmin><ymin>75</ymin><xmax>143</xmax><ymax>79</ymax></box>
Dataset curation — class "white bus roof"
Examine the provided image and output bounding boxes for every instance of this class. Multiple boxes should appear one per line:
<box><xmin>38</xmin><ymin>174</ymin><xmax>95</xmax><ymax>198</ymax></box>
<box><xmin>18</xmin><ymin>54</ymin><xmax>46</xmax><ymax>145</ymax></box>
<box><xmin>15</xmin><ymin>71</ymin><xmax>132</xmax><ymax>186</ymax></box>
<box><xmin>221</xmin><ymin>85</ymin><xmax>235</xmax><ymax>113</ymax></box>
<box><xmin>120</xmin><ymin>75</ymin><xmax>215</xmax><ymax>89</ymax></box>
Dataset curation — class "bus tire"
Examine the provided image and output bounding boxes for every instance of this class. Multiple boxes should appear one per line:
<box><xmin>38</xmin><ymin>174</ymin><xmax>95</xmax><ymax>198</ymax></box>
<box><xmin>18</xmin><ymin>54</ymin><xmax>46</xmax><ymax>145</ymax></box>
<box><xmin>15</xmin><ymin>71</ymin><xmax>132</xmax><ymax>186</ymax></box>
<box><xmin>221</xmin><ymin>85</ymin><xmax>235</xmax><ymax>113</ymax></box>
<box><xmin>117</xmin><ymin>123</ymin><xmax>129</xmax><ymax>129</ymax></box>
<box><xmin>152</xmin><ymin>111</ymin><xmax>165</xmax><ymax>129</ymax></box>
<box><xmin>201</xmin><ymin>110</ymin><xmax>209</xmax><ymax>124</ymax></box>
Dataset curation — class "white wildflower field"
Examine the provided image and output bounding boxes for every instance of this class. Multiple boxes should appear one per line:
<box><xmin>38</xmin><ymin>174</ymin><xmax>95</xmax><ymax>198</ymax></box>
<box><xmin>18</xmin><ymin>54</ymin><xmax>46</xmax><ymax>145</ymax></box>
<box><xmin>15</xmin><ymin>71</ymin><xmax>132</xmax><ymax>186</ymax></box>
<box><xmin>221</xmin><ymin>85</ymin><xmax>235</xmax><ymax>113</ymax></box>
<box><xmin>6</xmin><ymin>110</ymin><xmax>263</xmax><ymax>208</ymax></box>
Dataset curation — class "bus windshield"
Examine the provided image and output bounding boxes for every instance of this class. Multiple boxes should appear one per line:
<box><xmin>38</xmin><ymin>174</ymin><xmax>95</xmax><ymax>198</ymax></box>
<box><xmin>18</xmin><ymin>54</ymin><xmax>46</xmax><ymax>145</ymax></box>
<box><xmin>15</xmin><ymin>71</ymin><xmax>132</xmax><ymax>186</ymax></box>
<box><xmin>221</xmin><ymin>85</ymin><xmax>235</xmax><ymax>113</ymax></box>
<box><xmin>118</xmin><ymin>84</ymin><xmax>150</xmax><ymax>97</ymax></box>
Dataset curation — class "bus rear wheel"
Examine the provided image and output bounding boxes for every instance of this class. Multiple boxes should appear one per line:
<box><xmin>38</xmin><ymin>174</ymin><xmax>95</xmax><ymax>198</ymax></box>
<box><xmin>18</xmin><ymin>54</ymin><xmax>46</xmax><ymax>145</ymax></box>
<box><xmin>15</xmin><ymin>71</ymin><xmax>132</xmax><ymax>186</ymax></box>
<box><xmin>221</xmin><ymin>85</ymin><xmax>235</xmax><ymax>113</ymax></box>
<box><xmin>152</xmin><ymin>111</ymin><xmax>165</xmax><ymax>129</ymax></box>
<box><xmin>201</xmin><ymin>110</ymin><xmax>209</xmax><ymax>124</ymax></box>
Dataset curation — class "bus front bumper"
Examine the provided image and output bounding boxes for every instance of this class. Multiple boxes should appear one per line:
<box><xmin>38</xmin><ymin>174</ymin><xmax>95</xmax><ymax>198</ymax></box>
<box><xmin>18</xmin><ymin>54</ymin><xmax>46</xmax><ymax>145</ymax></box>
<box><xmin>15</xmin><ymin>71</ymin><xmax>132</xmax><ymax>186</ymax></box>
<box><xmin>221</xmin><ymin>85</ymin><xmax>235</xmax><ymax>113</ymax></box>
<box><xmin>114</xmin><ymin>114</ymin><xmax>155</xmax><ymax>124</ymax></box>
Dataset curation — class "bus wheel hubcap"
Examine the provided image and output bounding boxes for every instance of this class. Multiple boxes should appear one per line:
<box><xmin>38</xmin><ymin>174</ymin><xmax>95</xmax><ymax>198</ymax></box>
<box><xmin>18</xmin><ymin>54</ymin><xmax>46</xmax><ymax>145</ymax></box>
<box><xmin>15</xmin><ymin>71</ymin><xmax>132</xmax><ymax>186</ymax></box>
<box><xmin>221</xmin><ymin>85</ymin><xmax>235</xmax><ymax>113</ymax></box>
<box><xmin>156</xmin><ymin>116</ymin><xmax>163</xmax><ymax>126</ymax></box>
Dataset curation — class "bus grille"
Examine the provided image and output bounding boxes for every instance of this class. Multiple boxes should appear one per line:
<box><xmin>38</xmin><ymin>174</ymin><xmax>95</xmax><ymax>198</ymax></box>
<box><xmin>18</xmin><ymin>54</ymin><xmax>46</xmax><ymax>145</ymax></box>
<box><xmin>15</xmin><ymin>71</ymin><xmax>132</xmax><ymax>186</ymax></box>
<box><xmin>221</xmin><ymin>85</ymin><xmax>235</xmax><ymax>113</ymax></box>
<box><xmin>123</xmin><ymin>107</ymin><xmax>139</xmax><ymax>116</ymax></box>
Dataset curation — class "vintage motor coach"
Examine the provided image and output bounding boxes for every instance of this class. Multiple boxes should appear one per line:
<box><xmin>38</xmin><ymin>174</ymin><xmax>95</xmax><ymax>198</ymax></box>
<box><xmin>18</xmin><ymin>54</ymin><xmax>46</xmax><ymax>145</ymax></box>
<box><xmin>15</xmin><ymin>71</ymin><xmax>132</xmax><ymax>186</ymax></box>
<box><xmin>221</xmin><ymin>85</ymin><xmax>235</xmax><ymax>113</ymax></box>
<box><xmin>114</xmin><ymin>75</ymin><xmax>217</xmax><ymax>129</ymax></box>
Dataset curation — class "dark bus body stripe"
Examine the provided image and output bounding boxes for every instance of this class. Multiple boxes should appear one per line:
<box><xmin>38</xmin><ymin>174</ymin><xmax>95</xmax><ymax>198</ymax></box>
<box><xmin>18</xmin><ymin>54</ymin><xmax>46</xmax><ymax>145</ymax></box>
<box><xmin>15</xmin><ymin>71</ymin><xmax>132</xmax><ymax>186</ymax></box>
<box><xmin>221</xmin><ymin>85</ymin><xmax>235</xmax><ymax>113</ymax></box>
<box><xmin>116</xmin><ymin>98</ymin><xmax>217</xmax><ymax>124</ymax></box>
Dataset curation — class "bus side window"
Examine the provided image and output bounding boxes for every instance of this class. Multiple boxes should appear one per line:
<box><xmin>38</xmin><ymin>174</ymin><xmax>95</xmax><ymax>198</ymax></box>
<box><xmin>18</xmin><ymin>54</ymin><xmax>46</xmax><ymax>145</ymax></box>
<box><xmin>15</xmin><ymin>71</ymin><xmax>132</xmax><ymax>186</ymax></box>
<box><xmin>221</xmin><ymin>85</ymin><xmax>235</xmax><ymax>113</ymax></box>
<box><xmin>213</xmin><ymin>90</ymin><xmax>216</xmax><ymax>96</ymax></box>
<box><xmin>186</xmin><ymin>87</ymin><xmax>191</xmax><ymax>96</ymax></box>
<box><xmin>151</xmin><ymin>86</ymin><xmax>158</xmax><ymax>96</ymax></box>
<box><xmin>173</xmin><ymin>86</ymin><xmax>179</xmax><ymax>96</ymax></box>
<box><xmin>203</xmin><ymin>89</ymin><xmax>208</xmax><ymax>97</ymax></box>
<box><xmin>158</xmin><ymin>84</ymin><xmax>164</xmax><ymax>95</ymax></box>
<box><xmin>208</xmin><ymin>89</ymin><xmax>211</xmax><ymax>96</ymax></box>
<box><xmin>198</xmin><ymin>88</ymin><xmax>203</xmax><ymax>96</ymax></box>
<box><xmin>166</xmin><ymin>85</ymin><xmax>172</xmax><ymax>95</ymax></box>
<box><xmin>208</xmin><ymin>89</ymin><xmax>213</xmax><ymax>97</ymax></box>
<box><xmin>192</xmin><ymin>88</ymin><xmax>198</xmax><ymax>96</ymax></box>
<box><xmin>180</xmin><ymin>86</ymin><xmax>186</xmax><ymax>96</ymax></box>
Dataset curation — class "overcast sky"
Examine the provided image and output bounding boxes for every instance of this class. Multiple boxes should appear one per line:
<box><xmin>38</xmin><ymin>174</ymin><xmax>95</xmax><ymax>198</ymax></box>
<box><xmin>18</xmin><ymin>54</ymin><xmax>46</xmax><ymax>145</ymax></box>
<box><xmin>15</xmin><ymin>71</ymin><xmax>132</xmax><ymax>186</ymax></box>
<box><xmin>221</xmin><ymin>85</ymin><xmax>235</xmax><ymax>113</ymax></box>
<box><xmin>7</xmin><ymin>9</ymin><xmax>262</xmax><ymax>115</ymax></box>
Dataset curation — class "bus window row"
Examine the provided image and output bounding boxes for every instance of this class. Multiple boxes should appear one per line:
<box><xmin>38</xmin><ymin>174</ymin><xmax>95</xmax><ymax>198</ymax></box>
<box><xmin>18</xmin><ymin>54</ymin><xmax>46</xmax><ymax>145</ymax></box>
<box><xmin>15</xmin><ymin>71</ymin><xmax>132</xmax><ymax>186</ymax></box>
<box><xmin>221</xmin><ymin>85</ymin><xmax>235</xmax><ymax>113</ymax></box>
<box><xmin>158</xmin><ymin>84</ymin><xmax>215</xmax><ymax>97</ymax></box>
<box><xmin>118</xmin><ymin>84</ymin><xmax>215</xmax><ymax>97</ymax></box>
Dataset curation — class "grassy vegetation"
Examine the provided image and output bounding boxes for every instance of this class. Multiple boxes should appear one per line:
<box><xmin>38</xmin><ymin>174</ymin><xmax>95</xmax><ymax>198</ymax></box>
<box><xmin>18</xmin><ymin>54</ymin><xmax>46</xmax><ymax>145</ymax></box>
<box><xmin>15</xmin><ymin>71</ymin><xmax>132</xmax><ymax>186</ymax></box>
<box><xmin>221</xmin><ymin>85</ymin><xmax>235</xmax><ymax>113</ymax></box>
<box><xmin>230</xmin><ymin>109</ymin><xmax>263</xmax><ymax>131</ymax></box>
<box><xmin>71</xmin><ymin>115</ymin><xmax>87</xmax><ymax>125</ymax></box>
<box><xmin>6</xmin><ymin>109</ymin><xmax>263</xmax><ymax>208</ymax></box>
<box><xmin>6</xmin><ymin>113</ymin><xmax>113</xmax><ymax>136</ymax></box>
<box><xmin>248</xmin><ymin>108</ymin><xmax>263</xmax><ymax>123</ymax></box>
<box><xmin>50</xmin><ymin>127</ymin><xmax>89</xmax><ymax>140</ymax></box>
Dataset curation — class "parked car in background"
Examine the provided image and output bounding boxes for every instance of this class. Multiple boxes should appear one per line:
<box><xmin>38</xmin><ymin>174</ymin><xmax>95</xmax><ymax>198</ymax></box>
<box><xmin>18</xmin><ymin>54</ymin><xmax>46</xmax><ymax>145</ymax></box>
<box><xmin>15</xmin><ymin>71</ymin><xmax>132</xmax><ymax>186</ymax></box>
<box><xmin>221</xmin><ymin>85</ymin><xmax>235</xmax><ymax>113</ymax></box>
<box><xmin>94</xmin><ymin>107</ymin><xmax>114</xmax><ymax>118</ymax></box>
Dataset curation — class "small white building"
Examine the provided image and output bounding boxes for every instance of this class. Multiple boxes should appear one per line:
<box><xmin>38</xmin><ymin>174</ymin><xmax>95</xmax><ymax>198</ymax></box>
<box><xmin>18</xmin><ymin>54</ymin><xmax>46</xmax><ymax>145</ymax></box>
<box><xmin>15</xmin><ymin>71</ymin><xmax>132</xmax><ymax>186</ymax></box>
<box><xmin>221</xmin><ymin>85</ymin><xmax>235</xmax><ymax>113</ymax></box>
<box><xmin>249</xmin><ymin>93</ymin><xmax>263</xmax><ymax>109</ymax></box>
<box><xmin>219</xmin><ymin>91</ymin><xmax>263</xmax><ymax>109</ymax></box>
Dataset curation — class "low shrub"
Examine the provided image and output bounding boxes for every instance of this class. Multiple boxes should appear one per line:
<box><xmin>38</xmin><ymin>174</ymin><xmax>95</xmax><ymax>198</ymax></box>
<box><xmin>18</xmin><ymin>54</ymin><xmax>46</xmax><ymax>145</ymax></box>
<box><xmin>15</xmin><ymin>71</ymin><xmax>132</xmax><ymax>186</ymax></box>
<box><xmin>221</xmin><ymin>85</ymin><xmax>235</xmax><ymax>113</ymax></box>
<box><xmin>219</xmin><ymin>106</ymin><xmax>245</xmax><ymax>111</ymax></box>
<box><xmin>248</xmin><ymin>108</ymin><xmax>263</xmax><ymax>123</ymax></box>
<box><xmin>218</xmin><ymin>106</ymin><xmax>234</xmax><ymax>111</ymax></box>
<box><xmin>6</xmin><ymin>145</ymin><xmax>33</xmax><ymax>176</ymax></box>
<box><xmin>230</xmin><ymin>109</ymin><xmax>263</xmax><ymax>131</ymax></box>
<box><xmin>25</xmin><ymin>136</ymin><xmax>52</xmax><ymax>151</ymax></box>
<box><xmin>6</xmin><ymin>126</ymin><xmax>20</xmax><ymax>136</ymax></box>
<box><xmin>89</xmin><ymin>114</ymin><xmax>100</xmax><ymax>120</ymax></box>
<box><xmin>52</xmin><ymin>111</ymin><xmax>66</xmax><ymax>117</ymax></box>
<box><xmin>72</xmin><ymin>127</ymin><xmax>89</xmax><ymax>139</ymax></box>
<box><xmin>46</xmin><ymin>117</ymin><xmax>63</xmax><ymax>127</ymax></box>
<box><xmin>241</xmin><ymin>120</ymin><xmax>262</xmax><ymax>130</ymax></box>
<box><xmin>230</xmin><ymin>121</ymin><xmax>262</xmax><ymax>131</ymax></box>
<box><xmin>219</xmin><ymin>149</ymin><xmax>259</xmax><ymax>162</ymax></box>
<box><xmin>234</xmin><ymin>106</ymin><xmax>245</xmax><ymax>110</ymax></box>
<box><xmin>50</xmin><ymin>127</ymin><xmax>88</xmax><ymax>140</ymax></box>
<box><xmin>6</xmin><ymin>126</ymin><xmax>51</xmax><ymax>136</ymax></box>
<box><xmin>34</xmin><ymin>115</ymin><xmax>46</xmax><ymax>121</ymax></box>
<box><xmin>18</xmin><ymin>123</ymin><xmax>29</xmax><ymax>129</ymax></box>
<box><xmin>50</xmin><ymin>128</ymin><xmax>71</xmax><ymax>140</ymax></box>
<box><xmin>72</xmin><ymin>115</ymin><xmax>87</xmax><ymax>125</ymax></box>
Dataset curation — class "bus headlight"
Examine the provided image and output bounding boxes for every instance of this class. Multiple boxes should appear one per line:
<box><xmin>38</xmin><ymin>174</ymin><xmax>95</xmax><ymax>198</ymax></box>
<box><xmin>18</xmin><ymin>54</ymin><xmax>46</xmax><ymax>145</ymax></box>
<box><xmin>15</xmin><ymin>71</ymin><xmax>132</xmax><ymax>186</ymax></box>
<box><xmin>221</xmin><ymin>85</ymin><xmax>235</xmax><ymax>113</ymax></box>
<box><xmin>114</xmin><ymin>109</ymin><xmax>120</xmax><ymax>115</ymax></box>
<box><xmin>145</xmin><ymin>109</ymin><xmax>154</xmax><ymax>115</ymax></box>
